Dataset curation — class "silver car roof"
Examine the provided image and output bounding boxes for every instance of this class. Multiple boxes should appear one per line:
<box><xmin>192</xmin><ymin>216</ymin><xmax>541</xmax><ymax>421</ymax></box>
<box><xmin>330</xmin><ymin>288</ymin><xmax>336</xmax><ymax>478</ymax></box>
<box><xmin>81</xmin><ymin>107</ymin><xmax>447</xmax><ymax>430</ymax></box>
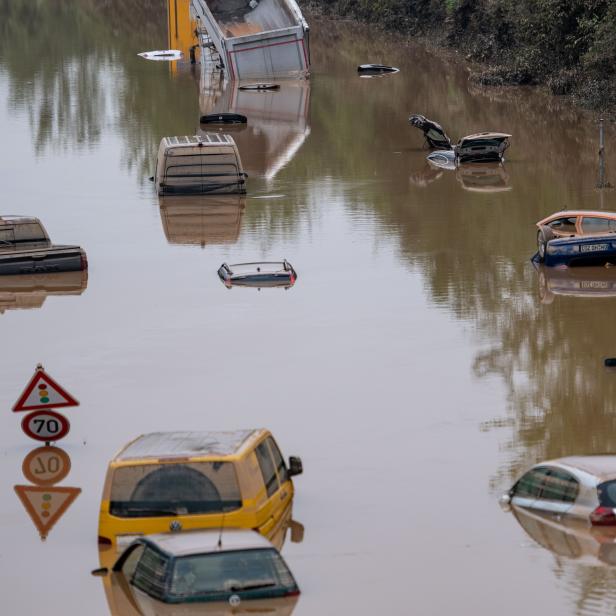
<box><xmin>0</xmin><ymin>215</ymin><xmax>41</xmax><ymax>224</ymax></box>
<box><xmin>146</xmin><ymin>529</ymin><xmax>273</xmax><ymax>557</ymax></box>
<box><xmin>539</xmin><ymin>456</ymin><xmax>616</xmax><ymax>483</ymax></box>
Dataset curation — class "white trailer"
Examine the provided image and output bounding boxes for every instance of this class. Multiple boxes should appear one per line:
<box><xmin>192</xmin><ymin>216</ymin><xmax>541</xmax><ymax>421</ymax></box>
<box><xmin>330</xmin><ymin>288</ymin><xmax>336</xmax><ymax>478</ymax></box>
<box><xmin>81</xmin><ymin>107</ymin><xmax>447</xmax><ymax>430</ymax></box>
<box><xmin>190</xmin><ymin>0</ymin><xmax>310</xmax><ymax>80</ymax></box>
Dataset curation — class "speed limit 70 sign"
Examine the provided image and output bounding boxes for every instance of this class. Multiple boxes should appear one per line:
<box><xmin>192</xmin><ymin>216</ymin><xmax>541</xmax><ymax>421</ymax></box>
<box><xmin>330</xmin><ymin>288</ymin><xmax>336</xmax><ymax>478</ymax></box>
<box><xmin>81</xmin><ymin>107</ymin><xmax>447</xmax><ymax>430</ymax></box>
<box><xmin>21</xmin><ymin>410</ymin><xmax>70</xmax><ymax>442</ymax></box>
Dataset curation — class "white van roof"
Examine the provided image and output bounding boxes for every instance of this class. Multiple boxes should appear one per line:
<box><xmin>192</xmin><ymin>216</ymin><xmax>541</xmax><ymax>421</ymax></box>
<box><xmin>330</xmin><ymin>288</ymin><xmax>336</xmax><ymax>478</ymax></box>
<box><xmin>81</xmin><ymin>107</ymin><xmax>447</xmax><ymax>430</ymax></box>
<box><xmin>0</xmin><ymin>216</ymin><xmax>41</xmax><ymax>224</ymax></box>
<box><xmin>160</xmin><ymin>134</ymin><xmax>237</xmax><ymax>148</ymax></box>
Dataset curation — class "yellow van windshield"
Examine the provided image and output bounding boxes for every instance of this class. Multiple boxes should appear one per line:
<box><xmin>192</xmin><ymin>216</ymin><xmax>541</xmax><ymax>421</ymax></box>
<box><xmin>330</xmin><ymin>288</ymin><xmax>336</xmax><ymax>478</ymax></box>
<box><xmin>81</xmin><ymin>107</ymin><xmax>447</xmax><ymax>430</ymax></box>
<box><xmin>109</xmin><ymin>462</ymin><xmax>241</xmax><ymax>517</ymax></box>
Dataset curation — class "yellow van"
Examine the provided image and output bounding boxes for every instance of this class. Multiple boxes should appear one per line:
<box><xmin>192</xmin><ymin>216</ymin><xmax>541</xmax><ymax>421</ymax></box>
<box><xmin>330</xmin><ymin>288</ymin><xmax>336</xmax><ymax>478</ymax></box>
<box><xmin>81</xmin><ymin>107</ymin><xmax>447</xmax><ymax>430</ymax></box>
<box><xmin>98</xmin><ymin>430</ymin><xmax>302</xmax><ymax>549</ymax></box>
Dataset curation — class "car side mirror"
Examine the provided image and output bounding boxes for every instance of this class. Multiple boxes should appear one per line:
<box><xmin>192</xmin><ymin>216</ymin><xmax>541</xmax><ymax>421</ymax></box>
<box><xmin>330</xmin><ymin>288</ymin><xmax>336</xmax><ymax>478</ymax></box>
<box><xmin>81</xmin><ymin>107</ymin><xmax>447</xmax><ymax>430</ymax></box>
<box><xmin>91</xmin><ymin>567</ymin><xmax>109</xmax><ymax>577</ymax></box>
<box><xmin>499</xmin><ymin>493</ymin><xmax>512</xmax><ymax>512</ymax></box>
<box><xmin>288</xmin><ymin>456</ymin><xmax>303</xmax><ymax>477</ymax></box>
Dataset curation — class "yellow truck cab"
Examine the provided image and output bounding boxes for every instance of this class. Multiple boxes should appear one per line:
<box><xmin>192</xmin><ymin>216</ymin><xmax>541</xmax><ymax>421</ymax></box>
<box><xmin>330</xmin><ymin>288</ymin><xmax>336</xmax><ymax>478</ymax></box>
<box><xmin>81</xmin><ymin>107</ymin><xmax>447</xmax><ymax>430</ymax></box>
<box><xmin>98</xmin><ymin>430</ymin><xmax>302</xmax><ymax>551</ymax></box>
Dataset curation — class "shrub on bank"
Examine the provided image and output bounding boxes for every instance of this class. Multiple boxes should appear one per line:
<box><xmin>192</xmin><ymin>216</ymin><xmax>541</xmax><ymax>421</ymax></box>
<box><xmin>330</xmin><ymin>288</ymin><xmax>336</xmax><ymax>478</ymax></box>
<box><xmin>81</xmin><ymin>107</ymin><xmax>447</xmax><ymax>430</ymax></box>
<box><xmin>313</xmin><ymin>0</ymin><xmax>616</xmax><ymax>111</ymax></box>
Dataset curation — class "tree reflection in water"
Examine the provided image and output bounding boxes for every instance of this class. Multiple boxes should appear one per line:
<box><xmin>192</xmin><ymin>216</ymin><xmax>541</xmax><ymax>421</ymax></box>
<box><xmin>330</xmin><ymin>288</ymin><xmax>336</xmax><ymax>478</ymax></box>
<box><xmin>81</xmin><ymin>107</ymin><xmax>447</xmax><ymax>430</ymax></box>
<box><xmin>0</xmin><ymin>0</ymin><xmax>198</xmax><ymax>179</ymax></box>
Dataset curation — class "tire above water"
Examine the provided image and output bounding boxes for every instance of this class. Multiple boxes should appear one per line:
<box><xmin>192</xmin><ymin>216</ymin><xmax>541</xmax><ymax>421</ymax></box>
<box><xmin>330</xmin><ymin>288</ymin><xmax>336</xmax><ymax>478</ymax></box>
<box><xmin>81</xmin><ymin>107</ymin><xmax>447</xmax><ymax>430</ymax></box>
<box><xmin>537</xmin><ymin>226</ymin><xmax>555</xmax><ymax>263</ymax></box>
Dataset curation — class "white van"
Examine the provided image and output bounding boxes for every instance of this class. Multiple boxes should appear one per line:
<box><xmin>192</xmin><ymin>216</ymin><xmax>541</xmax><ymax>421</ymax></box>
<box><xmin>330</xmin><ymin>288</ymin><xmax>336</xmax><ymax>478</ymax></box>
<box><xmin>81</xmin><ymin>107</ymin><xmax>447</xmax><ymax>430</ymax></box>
<box><xmin>155</xmin><ymin>134</ymin><xmax>246</xmax><ymax>195</ymax></box>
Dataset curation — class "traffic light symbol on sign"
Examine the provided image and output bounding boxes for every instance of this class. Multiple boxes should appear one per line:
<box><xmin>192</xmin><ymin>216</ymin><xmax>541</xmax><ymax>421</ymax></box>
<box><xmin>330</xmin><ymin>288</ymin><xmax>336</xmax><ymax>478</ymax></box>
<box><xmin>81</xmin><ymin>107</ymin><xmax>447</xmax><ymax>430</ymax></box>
<box><xmin>12</xmin><ymin>366</ymin><xmax>79</xmax><ymax>412</ymax></box>
<box><xmin>38</xmin><ymin>383</ymin><xmax>50</xmax><ymax>404</ymax></box>
<box><xmin>14</xmin><ymin>485</ymin><xmax>81</xmax><ymax>540</ymax></box>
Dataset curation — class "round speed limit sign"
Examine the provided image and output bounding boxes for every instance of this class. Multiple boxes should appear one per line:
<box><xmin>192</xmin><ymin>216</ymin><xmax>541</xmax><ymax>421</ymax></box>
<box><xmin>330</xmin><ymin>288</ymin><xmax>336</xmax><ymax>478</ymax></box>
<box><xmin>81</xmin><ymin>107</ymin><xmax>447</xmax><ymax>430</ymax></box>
<box><xmin>21</xmin><ymin>410</ymin><xmax>70</xmax><ymax>443</ymax></box>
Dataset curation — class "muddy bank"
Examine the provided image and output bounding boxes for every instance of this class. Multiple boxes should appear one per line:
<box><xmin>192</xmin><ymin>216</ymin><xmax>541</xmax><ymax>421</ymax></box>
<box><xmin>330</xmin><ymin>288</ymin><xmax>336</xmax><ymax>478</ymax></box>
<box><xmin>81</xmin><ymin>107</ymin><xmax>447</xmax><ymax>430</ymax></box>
<box><xmin>308</xmin><ymin>0</ymin><xmax>616</xmax><ymax>114</ymax></box>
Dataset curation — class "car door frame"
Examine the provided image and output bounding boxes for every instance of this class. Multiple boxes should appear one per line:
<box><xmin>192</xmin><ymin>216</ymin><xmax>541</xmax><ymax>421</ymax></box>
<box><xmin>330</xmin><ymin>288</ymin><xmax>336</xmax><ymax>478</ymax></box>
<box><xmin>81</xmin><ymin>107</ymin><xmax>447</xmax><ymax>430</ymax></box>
<box><xmin>546</xmin><ymin>215</ymin><xmax>581</xmax><ymax>238</ymax></box>
<box><xmin>253</xmin><ymin>436</ymin><xmax>284</xmax><ymax>537</ymax></box>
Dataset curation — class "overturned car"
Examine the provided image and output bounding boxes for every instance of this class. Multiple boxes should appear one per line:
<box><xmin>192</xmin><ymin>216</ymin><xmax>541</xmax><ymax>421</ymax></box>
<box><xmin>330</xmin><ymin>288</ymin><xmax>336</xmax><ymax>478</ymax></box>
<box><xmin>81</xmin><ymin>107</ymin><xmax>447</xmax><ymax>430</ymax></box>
<box><xmin>409</xmin><ymin>114</ymin><xmax>511</xmax><ymax>164</ymax></box>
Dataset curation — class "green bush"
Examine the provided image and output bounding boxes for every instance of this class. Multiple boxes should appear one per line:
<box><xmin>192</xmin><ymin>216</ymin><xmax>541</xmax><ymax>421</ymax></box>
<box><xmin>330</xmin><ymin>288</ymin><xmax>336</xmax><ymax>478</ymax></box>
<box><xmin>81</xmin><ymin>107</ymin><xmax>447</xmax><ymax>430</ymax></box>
<box><xmin>314</xmin><ymin>0</ymin><xmax>616</xmax><ymax>109</ymax></box>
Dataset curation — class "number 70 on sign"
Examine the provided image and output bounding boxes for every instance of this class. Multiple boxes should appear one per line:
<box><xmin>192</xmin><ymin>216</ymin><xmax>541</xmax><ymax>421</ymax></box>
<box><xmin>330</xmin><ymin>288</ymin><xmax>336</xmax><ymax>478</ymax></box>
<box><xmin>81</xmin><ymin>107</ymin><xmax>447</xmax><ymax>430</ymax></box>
<box><xmin>21</xmin><ymin>411</ymin><xmax>70</xmax><ymax>443</ymax></box>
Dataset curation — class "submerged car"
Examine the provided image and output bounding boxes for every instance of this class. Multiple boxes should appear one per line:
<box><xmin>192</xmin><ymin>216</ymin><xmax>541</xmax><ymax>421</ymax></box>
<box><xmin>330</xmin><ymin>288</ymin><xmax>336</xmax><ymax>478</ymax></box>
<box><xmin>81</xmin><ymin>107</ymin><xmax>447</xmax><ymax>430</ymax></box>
<box><xmin>0</xmin><ymin>216</ymin><xmax>87</xmax><ymax>276</ymax></box>
<box><xmin>218</xmin><ymin>261</ymin><xmax>297</xmax><ymax>288</ymax></box>
<box><xmin>501</xmin><ymin>456</ymin><xmax>616</xmax><ymax>526</ymax></box>
<box><xmin>154</xmin><ymin>135</ymin><xmax>246</xmax><ymax>196</ymax></box>
<box><xmin>95</xmin><ymin>529</ymin><xmax>299</xmax><ymax>612</ymax></box>
<box><xmin>409</xmin><ymin>114</ymin><xmax>511</xmax><ymax>163</ymax></box>
<box><xmin>535</xmin><ymin>210</ymin><xmax>616</xmax><ymax>267</ymax></box>
<box><xmin>98</xmin><ymin>430</ymin><xmax>303</xmax><ymax>547</ymax></box>
<box><xmin>426</xmin><ymin>149</ymin><xmax>456</xmax><ymax>170</ymax></box>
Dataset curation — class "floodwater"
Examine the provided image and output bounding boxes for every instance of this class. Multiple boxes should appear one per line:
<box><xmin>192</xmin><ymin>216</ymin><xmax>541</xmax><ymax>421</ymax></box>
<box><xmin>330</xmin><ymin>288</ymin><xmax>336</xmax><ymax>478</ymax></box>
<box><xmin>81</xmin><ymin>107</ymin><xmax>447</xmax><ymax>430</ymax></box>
<box><xmin>2</xmin><ymin>2</ymin><xmax>616</xmax><ymax>615</ymax></box>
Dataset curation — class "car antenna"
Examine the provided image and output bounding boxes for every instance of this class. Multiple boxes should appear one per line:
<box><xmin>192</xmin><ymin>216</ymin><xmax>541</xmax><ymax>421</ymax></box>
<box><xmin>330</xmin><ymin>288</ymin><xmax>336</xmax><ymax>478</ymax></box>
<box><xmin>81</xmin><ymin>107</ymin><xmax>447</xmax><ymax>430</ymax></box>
<box><xmin>218</xmin><ymin>505</ymin><xmax>226</xmax><ymax>549</ymax></box>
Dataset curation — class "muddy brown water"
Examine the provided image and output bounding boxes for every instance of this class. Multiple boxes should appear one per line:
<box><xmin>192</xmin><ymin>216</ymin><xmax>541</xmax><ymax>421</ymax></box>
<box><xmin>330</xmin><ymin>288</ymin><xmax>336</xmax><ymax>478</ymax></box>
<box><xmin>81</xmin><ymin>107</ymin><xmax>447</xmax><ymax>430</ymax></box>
<box><xmin>2</xmin><ymin>3</ymin><xmax>616</xmax><ymax>615</ymax></box>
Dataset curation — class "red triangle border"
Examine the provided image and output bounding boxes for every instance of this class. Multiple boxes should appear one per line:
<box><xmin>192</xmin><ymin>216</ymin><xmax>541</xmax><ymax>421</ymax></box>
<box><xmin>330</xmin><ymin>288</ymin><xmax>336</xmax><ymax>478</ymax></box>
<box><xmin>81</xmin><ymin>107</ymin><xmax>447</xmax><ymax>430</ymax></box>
<box><xmin>12</xmin><ymin>368</ymin><xmax>80</xmax><ymax>412</ymax></box>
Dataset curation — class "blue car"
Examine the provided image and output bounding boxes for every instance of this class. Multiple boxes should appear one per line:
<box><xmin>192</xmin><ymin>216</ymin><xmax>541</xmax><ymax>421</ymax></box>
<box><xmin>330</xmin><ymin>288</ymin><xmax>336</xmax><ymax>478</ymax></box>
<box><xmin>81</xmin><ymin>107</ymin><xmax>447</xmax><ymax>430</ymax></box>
<box><xmin>535</xmin><ymin>210</ymin><xmax>616</xmax><ymax>267</ymax></box>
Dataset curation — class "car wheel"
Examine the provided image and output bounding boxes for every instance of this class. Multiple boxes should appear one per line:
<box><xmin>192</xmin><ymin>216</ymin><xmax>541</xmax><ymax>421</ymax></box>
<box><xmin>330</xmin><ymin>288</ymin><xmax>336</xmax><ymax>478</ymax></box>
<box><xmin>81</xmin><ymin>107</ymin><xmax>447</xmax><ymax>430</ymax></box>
<box><xmin>537</xmin><ymin>226</ymin><xmax>554</xmax><ymax>263</ymax></box>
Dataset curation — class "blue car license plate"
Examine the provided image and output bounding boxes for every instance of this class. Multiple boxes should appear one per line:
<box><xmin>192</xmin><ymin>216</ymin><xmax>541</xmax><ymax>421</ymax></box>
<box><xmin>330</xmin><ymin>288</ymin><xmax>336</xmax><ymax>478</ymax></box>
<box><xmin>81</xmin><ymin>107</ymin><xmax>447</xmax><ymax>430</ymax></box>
<box><xmin>581</xmin><ymin>243</ymin><xmax>609</xmax><ymax>253</ymax></box>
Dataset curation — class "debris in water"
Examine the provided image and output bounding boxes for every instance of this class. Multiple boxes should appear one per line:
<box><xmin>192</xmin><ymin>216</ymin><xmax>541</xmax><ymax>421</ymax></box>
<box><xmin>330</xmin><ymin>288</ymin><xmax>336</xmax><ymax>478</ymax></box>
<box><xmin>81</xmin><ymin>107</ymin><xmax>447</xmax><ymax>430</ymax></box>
<box><xmin>200</xmin><ymin>113</ymin><xmax>248</xmax><ymax>125</ymax></box>
<box><xmin>357</xmin><ymin>64</ymin><xmax>400</xmax><ymax>75</ymax></box>
<box><xmin>239</xmin><ymin>83</ymin><xmax>280</xmax><ymax>91</ymax></box>
<box><xmin>138</xmin><ymin>50</ymin><xmax>183</xmax><ymax>61</ymax></box>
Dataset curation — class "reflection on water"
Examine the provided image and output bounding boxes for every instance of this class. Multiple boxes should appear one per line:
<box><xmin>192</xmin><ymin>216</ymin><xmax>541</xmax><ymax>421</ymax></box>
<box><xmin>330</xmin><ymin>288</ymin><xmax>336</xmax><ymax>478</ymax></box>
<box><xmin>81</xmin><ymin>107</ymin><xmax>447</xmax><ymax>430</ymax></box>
<box><xmin>510</xmin><ymin>507</ymin><xmax>616</xmax><ymax>611</ymax></box>
<box><xmin>511</xmin><ymin>506</ymin><xmax>616</xmax><ymax>567</ymax></box>
<box><xmin>536</xmin><ymin>265</ymin><xmax>616</xmax><ymax>303</ymax></box>
<box><xmin>456</xmin><ymin>163</ymin><xmax>511</xmax><ymax>193</ymax></box>
<box><xmin>14</xmin><ymin>446</ymin><xmax>80</xmax><ymax>540</ymax></box>
<box><xmin>410</xmin><ymin>161</ymin><xmax>511</xmax><ymax>192</ymax></box>
<box><xmin>0</xmin><ymin>271</ymin><xmax>88</xmax><ymax>314</ymax></box>
<box><xmin>199</xmin><ymin>71</ymin><xmax>310</xmax><ymax>181</ymax></box>
<box><xmin>100</xmin><ymin>561</ymin><xmax>299</xmax><ymax>616</ymax></box>
<box><xmin>159</xmin><ymin>196</ymin><xmax>246</xmax><ymax>246</ymax></box>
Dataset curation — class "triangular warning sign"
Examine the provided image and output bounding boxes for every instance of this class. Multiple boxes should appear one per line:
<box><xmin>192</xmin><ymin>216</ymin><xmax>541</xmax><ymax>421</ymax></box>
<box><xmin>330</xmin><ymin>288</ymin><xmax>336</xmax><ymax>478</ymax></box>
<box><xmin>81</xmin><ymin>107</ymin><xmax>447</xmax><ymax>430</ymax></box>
<box><xmin>13</xmin><ymin>366</ymin><xmax>79</xmax><ymax>412</ymax></box>
<box><xmin>14</xmin><ymin>485</ymin><xmax>81</xmax><ymax>540</ymax></box>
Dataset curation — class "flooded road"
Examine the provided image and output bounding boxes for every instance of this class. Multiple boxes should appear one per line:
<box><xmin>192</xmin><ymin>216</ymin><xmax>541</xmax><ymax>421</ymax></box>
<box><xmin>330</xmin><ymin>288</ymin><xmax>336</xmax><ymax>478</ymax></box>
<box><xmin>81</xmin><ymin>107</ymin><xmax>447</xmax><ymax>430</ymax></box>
<box><xmin>2</xmin><ymin>2</ymin><xmax>616</xmax><ymax>614</ymax></box>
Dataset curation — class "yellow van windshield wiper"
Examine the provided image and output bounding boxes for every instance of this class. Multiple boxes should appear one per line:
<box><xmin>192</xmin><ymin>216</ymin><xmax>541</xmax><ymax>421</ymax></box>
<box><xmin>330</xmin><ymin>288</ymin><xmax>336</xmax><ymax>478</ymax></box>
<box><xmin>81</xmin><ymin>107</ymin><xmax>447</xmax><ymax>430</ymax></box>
<box><xmin>228</xmin><ymin>581</ymin><xmax>276</xmax><ymax>591</ymax></box>
<box><xmin>122</xmin><ymin>507</ymin><xmax>182</xmax><ymax>516</ymax></box>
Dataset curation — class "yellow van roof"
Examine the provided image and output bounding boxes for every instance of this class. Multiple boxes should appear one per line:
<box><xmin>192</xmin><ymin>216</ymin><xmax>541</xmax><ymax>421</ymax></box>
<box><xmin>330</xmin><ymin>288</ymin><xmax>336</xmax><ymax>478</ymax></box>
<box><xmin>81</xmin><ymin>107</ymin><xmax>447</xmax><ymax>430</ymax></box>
<box><xmin>113</xmin><ymin>430</ymin><xmax>261</xmax><ymax>462</ymax></box>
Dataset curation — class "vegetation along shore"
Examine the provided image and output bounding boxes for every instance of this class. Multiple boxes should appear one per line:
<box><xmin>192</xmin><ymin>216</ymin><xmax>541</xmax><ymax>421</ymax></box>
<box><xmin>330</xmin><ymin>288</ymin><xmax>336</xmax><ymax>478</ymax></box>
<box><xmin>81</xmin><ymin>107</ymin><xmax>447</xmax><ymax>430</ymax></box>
<box><xmin>309</xmin><ymin>0</ymin><xmax>616</xmax><ymax>113</ymax></box>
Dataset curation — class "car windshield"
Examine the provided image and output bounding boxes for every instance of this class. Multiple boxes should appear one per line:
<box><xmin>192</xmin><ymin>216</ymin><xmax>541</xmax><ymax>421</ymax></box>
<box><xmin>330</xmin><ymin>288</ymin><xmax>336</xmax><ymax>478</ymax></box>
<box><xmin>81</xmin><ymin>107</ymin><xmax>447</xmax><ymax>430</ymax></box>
<box><xmin>110</xmin><ymin>462</ymin><xmax>241</xmax><ymax>517</ymax></box>
<box><xmin>597</xmin><ymin>480</ymin><xmax>616</xmax><ymax>506</ymax></box>
<box><xmin>169</xmin><ymin>548</ymin><xmax>296</xmax><ymax>599</ymax></box>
